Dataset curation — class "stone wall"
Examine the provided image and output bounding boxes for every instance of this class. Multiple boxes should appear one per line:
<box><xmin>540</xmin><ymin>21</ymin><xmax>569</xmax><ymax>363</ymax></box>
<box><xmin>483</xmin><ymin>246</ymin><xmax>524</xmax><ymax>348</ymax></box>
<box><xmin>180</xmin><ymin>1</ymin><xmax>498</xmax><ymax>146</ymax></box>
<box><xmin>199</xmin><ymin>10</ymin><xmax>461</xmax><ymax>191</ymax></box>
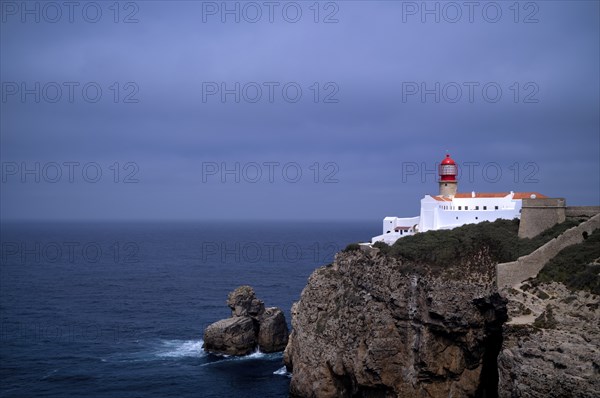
<box><xmin>518</xmin><ymin>198</ymin><xmax>566</xmax><ymax>239</ymax></box>
<box><xmin>497</xmin><ymin>213</ymin><xmax>600</xmax><ymax>288</ymax></box>
<box><xmin>565</xmin><ymin>206</ymin><xmax>600</xmax><ymax>218</ymax></box>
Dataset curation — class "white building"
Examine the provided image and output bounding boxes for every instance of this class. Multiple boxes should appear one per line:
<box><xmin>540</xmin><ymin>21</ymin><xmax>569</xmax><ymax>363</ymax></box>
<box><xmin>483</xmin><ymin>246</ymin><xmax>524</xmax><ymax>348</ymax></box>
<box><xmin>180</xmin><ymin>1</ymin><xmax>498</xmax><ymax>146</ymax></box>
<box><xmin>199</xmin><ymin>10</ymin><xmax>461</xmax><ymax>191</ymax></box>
<box><xmin>371</xmin><ymin>154</ymin><xmax>547</xmax><ymax>245</ymax></box>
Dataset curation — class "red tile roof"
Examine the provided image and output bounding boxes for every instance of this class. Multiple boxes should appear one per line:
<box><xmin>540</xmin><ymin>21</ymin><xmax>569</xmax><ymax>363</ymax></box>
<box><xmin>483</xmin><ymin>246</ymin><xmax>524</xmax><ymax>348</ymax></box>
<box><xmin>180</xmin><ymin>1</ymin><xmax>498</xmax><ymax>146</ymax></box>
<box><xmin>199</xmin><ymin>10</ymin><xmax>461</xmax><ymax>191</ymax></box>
<box><xmin>454</xmin><ymin>192</ymin><xmax>509</xmax><ymax>198</ymax></box>
<box><xmin>394</xmin><ymin>226</ymin><xmax>413</xmax><ymax>231</ymax></box>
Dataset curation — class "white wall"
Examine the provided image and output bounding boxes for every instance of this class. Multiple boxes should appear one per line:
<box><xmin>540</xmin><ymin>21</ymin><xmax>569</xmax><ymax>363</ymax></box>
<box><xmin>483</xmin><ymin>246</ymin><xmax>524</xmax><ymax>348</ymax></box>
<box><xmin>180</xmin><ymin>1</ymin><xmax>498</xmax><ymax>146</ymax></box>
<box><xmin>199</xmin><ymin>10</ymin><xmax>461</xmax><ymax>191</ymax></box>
<box><xmin>419</xmin><ymin>196</ymin><xmax>439</xmax><ymax>232</ymax></box>
<box><xmin>434</xmin><ymin>209</ymin><xmax>520</xmax><ymax>230</ymax></box>
<box><xmin>432</xmin><ymin>196</ymin><xmax>521</xmax><ymax>230</ymax></box>
<box><xmin>375</xmin><ymin>195</ymin><xmax>524</xmax><ymax>245</ymax></box>
<box><xmin>371</xmin><ymin>230</ymin><xmax>416</xmax><ymax>245</ymax></box>
<box><xmin>382</xmin><ymin>216</ymin><xmax>420</xmax><ymax>234</ymax></box>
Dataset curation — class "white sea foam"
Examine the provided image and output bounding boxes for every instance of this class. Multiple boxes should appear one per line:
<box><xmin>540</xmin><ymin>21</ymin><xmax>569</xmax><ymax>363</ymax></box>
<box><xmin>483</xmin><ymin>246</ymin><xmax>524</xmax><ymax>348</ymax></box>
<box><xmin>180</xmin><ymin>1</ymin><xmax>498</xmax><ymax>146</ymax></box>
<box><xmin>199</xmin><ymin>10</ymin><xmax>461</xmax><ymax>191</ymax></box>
<box><xmin>200</xmin><ymin>348</ymin><xmax>282</xmax><ymax>367</ymax></box>
<box><xmin>211</xmin><ymin>348</ymin><xmax>266</xmax><ymax>361</ymax></box>
<box><xmin>243</xmin><ymin>348</ymin><xmax>266</xmax><ymax>359</ymax></box>
<box><xmin>273</xmin><ymin>366</ymin><xmax>291</xmax><ymax>377</ymax></box>
<box><xmin>156</xmin><ymin>339</ymin><xmax>206</xmax><ymax>358</ymax></box>
<box><xmin>41</xmin><ymin>369</ymin><xmax>59</xmax><ymax>380</ymax></box>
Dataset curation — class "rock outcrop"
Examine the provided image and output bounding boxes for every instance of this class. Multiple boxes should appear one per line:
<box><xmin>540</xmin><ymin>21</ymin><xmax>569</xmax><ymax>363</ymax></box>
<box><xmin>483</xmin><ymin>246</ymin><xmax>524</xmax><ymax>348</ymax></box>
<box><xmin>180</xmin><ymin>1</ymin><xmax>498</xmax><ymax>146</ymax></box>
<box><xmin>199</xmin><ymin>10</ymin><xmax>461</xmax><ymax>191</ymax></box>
<box><xmin>203</xmin><ymin>316</ymin><xmax>258</xmax><ymax>356</ymax></box>
<box><xmin>227</xmin><ymin>285</ymin><xmax>266</xmax><ymax>317</ymax></box>
<box><xmin>498</xmin><ymin>282</ymin><xmax>600</xmax><ymax>397</ymax></box>
<box><xmin>258</xmin><ymin>307</ymin><xmax>289</xmax><ymax>352</ymax></box>
<box><xmin>284</xmin><ymin>250</ymin><xmax>507</xmax><ymax>397</ymax></box>
<box><xmin>203</xmin><ymin>286</ymin><xmax>289</xmax><ymax>356</ymax></box>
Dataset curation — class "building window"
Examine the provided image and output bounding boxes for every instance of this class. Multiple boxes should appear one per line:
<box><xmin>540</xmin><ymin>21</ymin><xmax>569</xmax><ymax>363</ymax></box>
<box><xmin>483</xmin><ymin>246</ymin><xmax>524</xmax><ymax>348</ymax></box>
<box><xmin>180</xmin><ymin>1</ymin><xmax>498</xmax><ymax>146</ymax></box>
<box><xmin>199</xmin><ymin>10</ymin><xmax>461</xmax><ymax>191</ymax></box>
<box><xmin>465</xmin><ymin>206</ymin><xmax>469</xmax><ymax>210</ymax></box>
<box><xmin>483</xmin><ymin>206</ymin><xmax>487</xmax><ymax>210</ymax></box>
<box><xmin>495</xmin><ymin>206</ymin><xmax>498</xmax><ymax>210</ymax></box>
<box><xmin>456</xmin><ymin>217</ymin><xmax>458</xmax><ymax>220</ymax></box>
<box><xmin>475</xmin><ymin>217</ymin><xmax>478</xmax><ymax>220</ymax></box>
<box><xmin>386</xmin><ymin>230</ymin><xmax>391</xmax><ymax>234</ymax></box>
<box><xmin>458</xmin><ymin>206</ymin><xmax>462</xmax><ymax>210</ymax></box>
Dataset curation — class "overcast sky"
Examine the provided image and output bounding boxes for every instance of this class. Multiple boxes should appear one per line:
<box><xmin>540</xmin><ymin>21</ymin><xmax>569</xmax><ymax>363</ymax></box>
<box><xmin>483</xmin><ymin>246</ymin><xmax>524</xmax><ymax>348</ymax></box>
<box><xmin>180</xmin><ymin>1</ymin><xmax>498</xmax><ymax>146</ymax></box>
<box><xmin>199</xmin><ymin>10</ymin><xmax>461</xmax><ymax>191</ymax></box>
<box><xmin>1</xmin><ymin>1</ymin><xmax>598</xmax><ymax>221</ymax></box>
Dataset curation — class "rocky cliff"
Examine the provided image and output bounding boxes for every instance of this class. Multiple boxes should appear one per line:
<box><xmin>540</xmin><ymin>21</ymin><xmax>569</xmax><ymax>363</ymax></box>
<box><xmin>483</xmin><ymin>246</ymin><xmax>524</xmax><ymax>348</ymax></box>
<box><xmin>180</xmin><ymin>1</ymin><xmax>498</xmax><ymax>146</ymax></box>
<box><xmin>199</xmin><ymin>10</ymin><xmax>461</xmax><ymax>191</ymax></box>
<box><xmin>497</xmin><ymin>226</ymin><xmax>600</xmax><ymax>397</ymax></box>
<box><xmin>284</xmin><ymin>249</ymin><xmax>507</xmax><ymax>397</ymax></box>
<box><xmin>498</xmin><ymin>282</ymin><xmax>600</xmax><ymax>397</ymax></box>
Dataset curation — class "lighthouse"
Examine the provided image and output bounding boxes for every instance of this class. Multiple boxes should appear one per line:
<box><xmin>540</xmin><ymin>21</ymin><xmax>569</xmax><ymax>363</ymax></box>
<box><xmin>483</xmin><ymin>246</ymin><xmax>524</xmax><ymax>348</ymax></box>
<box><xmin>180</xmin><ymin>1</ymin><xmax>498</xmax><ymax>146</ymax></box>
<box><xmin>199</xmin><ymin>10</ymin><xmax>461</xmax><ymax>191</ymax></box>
<box><xmin>439</xmin><ymin>154</ymin><xmax>458</xmax><ymax>197</ymax></box>
<box><xmin>370</xmin><ymin>151</ymin><xmax>549</xmax><ymax>245</ymax></box>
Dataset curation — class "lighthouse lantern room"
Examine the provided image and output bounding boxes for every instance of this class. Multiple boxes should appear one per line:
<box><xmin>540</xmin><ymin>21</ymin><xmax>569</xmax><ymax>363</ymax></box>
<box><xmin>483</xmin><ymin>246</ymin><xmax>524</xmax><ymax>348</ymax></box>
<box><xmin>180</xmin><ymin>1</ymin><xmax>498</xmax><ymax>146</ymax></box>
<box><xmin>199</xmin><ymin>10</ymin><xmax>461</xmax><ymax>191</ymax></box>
<box><xmin>439</xmin><ymin>154</ymin><xmax>458</xmax><ymax>197</ymax></box>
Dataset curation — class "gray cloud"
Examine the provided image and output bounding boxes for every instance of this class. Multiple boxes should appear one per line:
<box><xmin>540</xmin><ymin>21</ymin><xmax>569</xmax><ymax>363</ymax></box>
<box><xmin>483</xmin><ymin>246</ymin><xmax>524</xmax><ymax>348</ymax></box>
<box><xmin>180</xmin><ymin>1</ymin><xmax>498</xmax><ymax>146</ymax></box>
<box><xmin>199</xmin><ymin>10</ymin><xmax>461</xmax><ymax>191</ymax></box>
<box><xmin>1</xmin><ymin>1</ymin><xmax>598</xmax><ymax>220</ymax></box>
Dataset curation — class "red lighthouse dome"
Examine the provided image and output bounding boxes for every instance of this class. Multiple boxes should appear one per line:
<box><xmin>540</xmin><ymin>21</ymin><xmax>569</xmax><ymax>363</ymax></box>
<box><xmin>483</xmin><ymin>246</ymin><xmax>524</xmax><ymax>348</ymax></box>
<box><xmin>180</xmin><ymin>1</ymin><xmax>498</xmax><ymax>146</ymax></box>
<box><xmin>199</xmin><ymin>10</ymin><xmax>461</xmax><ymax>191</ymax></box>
<box><xmin>439</xmin><ymin>154</ymin><xmax>458</xmax><ymax>182</ymax></box>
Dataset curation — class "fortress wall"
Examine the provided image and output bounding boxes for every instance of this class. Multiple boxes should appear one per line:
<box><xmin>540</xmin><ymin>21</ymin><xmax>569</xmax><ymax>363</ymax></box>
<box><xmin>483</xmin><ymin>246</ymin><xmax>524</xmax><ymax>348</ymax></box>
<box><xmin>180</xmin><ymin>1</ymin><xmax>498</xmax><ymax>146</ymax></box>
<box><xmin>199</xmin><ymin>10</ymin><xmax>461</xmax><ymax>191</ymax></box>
<box><xmin>518</xmin><ymin>198</ymin><xmax>566</xmax><ymax>239</ymax></box>
<box><xmin>497</xmin><ymin>213</ymin><xmax>600</xmax><ymax>289</ymax></box>
<box><xmin>566</xmin><ymin>206</ymin><xmax>600</xmax><ymax>218</ymax></box>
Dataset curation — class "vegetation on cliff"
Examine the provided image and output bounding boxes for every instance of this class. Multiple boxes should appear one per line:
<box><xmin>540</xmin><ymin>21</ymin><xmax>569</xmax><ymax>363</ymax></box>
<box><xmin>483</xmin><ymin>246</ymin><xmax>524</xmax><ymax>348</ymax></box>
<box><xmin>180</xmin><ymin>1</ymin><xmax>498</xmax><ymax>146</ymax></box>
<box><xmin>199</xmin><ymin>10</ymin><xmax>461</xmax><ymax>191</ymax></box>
<box><xmin>534</xmin><ymin>229</ymin><xmax>600</xmax><ymax>294</ymax></box>
<box><xmin>372</xmin><ymin>218</ymin><xmax>580</xmax><ymax>267</ymax></box>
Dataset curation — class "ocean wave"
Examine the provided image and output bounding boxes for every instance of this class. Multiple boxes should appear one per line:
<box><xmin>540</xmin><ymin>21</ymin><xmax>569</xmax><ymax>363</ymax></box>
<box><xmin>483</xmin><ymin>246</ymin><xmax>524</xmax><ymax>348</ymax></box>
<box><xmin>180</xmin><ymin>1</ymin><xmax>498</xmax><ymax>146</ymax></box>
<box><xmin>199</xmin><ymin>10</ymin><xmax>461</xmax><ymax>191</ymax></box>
<box><xmin>201</xmin><ymin>348</ymin><xmax>283</xmax><ymax>366</ymax></box>
<box><xmin>155</xmin><ymin>339</ymin><xmax>206</xmax><ymax>358</ymax></box>
<box><xmin>273</xmin><ymin>366</ymin><xmax>292</xmax><ymax>378</ymax></box>
<box><xmin>239</xmin><ymin>348</ymin><xmax>266</xmax><ymax>360</ymax></box>
<box><xmin>100</xmin><ymin>339</ymin><xmax>206</xmax><ymax>363</ymax></box>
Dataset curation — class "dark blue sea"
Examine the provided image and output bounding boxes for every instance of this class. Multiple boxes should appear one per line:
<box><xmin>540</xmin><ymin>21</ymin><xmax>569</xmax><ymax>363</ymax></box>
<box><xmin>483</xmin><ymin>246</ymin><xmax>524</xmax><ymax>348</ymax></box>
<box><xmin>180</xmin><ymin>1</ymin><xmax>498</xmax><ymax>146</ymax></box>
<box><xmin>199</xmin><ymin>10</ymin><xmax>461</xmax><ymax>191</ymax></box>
<box><xmin>0</xmin><ymin>221</ymin><xmax>376</xmax><ymax>397</ymax></box>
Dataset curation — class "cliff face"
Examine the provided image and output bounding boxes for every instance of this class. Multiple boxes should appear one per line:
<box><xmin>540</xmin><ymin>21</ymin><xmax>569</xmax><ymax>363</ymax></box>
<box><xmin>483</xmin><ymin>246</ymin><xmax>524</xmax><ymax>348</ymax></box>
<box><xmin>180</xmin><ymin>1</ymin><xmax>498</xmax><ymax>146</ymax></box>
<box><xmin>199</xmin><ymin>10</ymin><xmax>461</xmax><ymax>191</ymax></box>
<box><xmin>284</xmin><ymin>250</ymin><xmax>507</xmax><ymax>398</ymax></box>
<box><xmin>498</xmin><ymin>282</ymin><xmax>600</xmax><ymax>397</ymax></box>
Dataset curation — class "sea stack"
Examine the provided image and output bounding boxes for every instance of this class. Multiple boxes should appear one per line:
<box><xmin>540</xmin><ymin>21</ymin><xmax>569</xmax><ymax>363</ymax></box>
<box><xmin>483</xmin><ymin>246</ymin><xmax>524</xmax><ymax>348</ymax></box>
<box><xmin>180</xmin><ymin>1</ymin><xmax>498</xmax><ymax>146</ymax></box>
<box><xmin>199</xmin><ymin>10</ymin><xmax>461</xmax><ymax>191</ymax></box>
<box><xmin>203</xmin><ymin>285</ymin><xmax>289</xmax><ymax>356</ymax></box>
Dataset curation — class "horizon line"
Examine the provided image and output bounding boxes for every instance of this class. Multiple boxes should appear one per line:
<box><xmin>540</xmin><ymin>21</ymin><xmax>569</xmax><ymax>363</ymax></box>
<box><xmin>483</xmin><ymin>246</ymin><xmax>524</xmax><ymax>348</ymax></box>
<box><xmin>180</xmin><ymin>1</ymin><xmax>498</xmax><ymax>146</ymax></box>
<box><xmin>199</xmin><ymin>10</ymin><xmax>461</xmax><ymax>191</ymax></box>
<box><xmin>0</xmin><ymin>218</ymin><xmax>379</xmax><ymax>223</ymax></box>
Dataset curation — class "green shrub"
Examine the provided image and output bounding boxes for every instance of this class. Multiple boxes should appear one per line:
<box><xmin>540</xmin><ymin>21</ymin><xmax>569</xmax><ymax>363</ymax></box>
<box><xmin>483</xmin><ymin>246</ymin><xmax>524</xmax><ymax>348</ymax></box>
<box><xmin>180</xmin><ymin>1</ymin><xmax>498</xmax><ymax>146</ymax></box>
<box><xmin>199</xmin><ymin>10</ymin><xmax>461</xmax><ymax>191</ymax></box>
<box><xmin>519</xmin><ymin>219</ymin><xmax>580</xmax><ymax>256</ymax></box>
<box><xmin>536</xmin><ymin>230</ymin><xmax>600</xmax><ymax>294</ymax></box>
<box><xmin>561</xmin><ymin>295</ymin><xmax>577</xmax><ymax>304</ymax></box>
<box><xmin>343</xmin><ymin>243</ymin><xmax>361</xmax><ymax>253</ymax></box>
<box><xmin>536</xmin><ymin>290</ymin><xmax>550</xmax><ymax>300</ymax></box>
<box><xmin>372</xmin><ymin>241</ymin><xmax>391</xmax><ymax>255</ymax></box>
<box><xmin>384</xmin><ymin>218</ymin><xmax>580</xmax><ymax>267</ymax></box>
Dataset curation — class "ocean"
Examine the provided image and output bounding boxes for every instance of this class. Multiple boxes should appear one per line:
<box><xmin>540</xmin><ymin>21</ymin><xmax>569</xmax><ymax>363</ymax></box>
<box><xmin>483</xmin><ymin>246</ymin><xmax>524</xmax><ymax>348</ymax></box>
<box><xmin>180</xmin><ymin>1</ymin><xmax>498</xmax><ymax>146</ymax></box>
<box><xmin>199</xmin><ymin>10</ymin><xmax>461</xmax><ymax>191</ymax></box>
<box><xmin>0</xmin><ymin>221</ymin><xmax>376</xmax><ymax>398</ymax></box>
